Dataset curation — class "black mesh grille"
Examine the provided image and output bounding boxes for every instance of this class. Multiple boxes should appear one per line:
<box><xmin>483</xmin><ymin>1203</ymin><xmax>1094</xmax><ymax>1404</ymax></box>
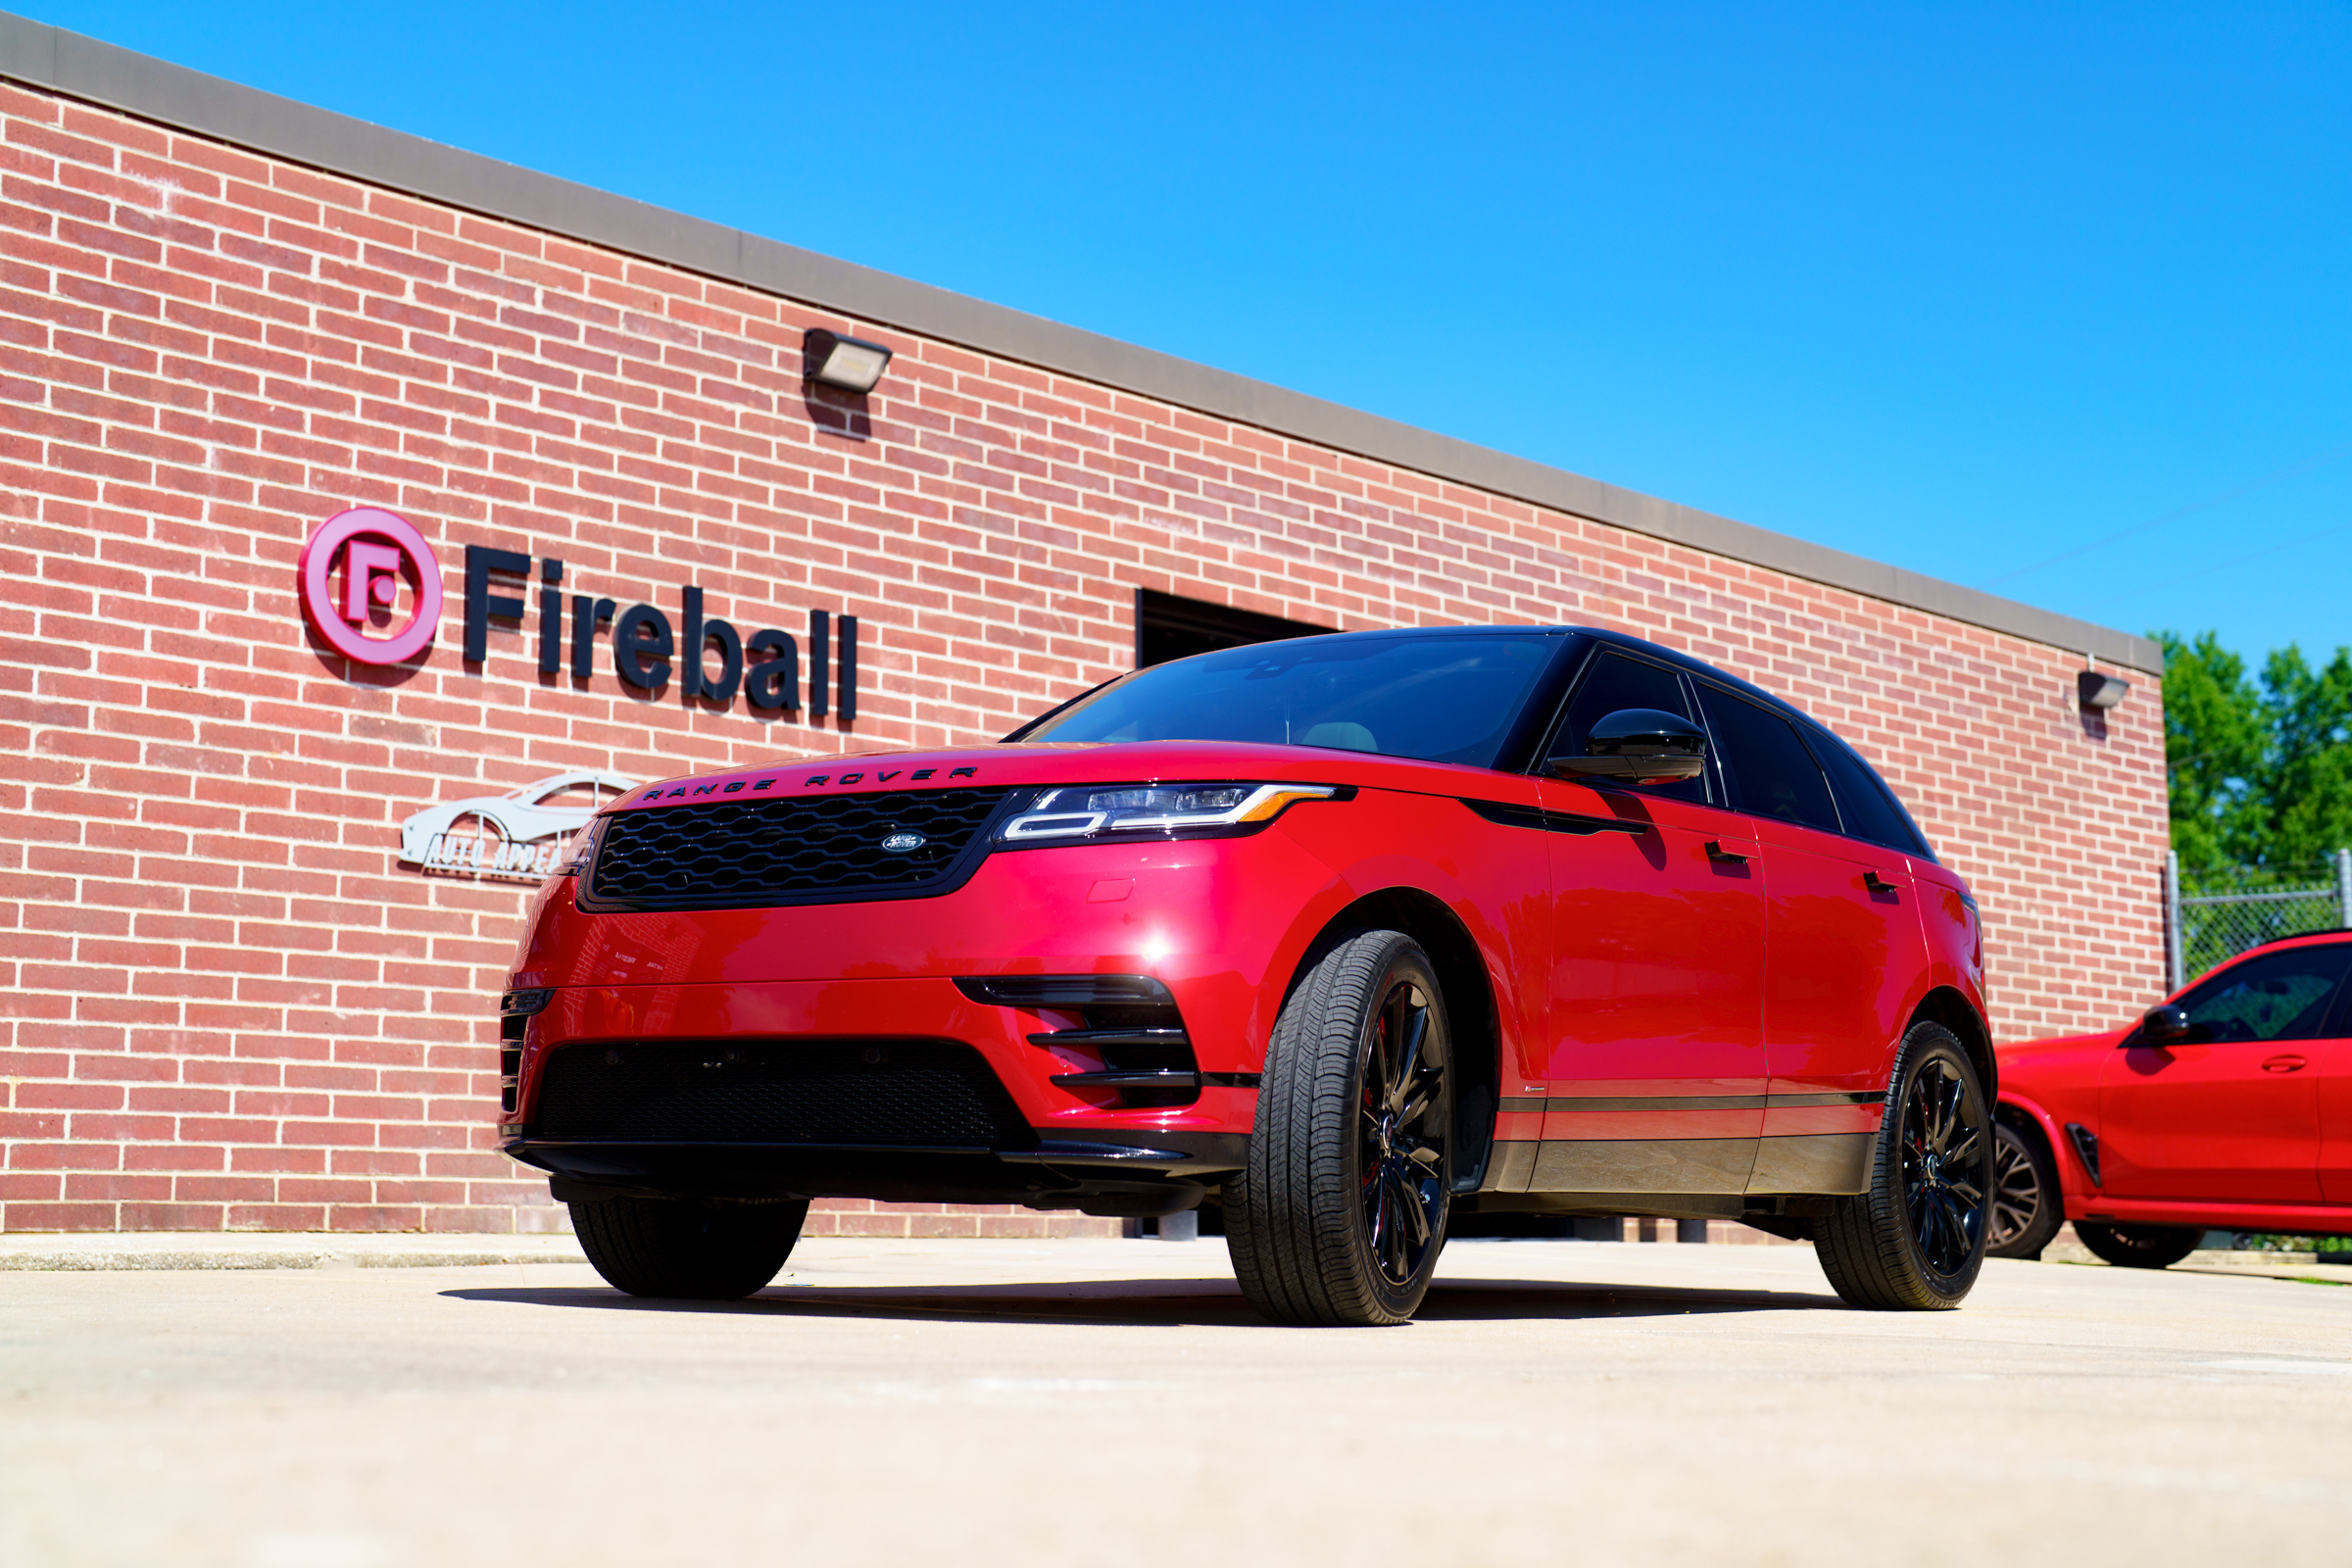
<box><xmin>531</xmin><ymin>1039</ymin><xmax>1036</xmax><ymax>1150</ymax></box>
<box><xmin>582</xmin><ymin>787</ymin><xmax>1017</xmax><ymax>910</ymax></box>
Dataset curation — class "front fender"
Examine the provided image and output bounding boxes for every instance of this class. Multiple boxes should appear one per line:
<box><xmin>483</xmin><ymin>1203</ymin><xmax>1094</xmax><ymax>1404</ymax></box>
<box><xmin>1998</xmin><ymin>1091</ymin><xmax>2095</xmax><ymax>1205</ymax></box>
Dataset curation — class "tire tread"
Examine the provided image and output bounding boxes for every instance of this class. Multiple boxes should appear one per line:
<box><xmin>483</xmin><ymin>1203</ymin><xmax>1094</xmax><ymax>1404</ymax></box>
<box><xmin>1226</xmin><ymin>929</ymin><xmax>1447</xmax><ymax>1327</ymax></box>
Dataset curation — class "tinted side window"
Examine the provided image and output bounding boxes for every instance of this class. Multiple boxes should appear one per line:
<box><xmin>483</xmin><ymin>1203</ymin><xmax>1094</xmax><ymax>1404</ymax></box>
<box><xmin>1694</xmin><ymin>683</ymin><xmax>1839</xmax><ymax>833</ymax></box>
<box><xmin>2170</xmin><ymin>945</ymin><xmax>2352</xmax><ymax>1044</ymax></box>
<box><xmin>1550</xmin><ymin>651</ymin><xmax>1706</xmax><ymax>803</ymax></box>
<box><xmin>1809</xmin><ymin>728</ymin><xmax>1930</xmax><ymax>856</ymax></box>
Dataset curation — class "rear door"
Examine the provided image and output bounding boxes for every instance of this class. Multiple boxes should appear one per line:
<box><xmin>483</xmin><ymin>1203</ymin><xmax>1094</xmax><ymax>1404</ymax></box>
<box><xmin>1693</xmin><ymin>683</ymin><xmax>1929</xmax><ymax>1191</ymax></box>
<box><xmin>1533</xmin><ymin>650</ymin><xmax>1767</xmax><ymax>1196</ymax></box>
<box><xmin>2098</xmin><ymin>945</ymin><xmax>2343</xmax><ymax>1203</ymax></box>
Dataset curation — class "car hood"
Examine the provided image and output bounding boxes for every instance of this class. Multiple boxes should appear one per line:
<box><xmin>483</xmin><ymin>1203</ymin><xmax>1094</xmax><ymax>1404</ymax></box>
<box><xmin>609</xmin><ymin>739</ymin><xmax>1526</xmax><ymax>814</ymax></box>
<box><xmin>1996</xmin><ymin>1027</ymin><xmax>2127</xmax><ymax>1067</ymax></box>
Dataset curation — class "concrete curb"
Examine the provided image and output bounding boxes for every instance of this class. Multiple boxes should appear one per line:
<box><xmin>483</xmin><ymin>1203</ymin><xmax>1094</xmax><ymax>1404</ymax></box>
<box><xmin>2039</xmin><ymin>1241</ymin><xmax>2352</xmax><ymax>1282</ymax></box>
<box><xmin>0</xmin><ymin>1232</ymin><xmax>586</xmax><ymax>1271</ymax></box>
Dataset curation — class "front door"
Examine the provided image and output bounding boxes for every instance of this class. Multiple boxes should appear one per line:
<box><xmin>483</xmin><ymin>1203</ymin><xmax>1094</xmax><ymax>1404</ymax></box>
<box><xmin>2097</xmin><ymin>944</ymin><xmax>2344</xmax><ymax>1204</ymax></box>
<box><xmin>1533</xmin><ymin>650</ymin><xmax>1767</xmax><ymax>1196</ymax></box>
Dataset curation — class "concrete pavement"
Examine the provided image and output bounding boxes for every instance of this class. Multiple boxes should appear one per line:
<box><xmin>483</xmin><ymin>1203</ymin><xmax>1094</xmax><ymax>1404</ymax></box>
<box><xmin>4</xmin><ymin>1237</ymin><xmax>2347</xmax><ymax>1567</ymax></box>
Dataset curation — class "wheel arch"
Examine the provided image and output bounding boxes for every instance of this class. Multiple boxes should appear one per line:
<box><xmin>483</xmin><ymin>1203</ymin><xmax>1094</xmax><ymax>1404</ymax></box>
<box><xmin>1993</xmin><ymin>1096</ymin><xmax>2060</xmax><ymax>1162</ymax></box>
<box><xmin>1994</xmin><ymin>1090</ymin><xmax>2084</xmax><ymax>1205</ymax></box>
<box><xmin>1910</xmin><ymin>985</ymin><xmax>1995</xmax><ymax>1102</ymax></box>
<box><xmin>1285</xmin><ymin>886</ymin><xmax>1502</xmax><ymax>1196</ymax></box>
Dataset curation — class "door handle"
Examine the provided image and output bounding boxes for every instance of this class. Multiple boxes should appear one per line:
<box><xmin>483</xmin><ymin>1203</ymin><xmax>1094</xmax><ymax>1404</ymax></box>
<box><xmin>1704</xmin><ymin>840</ymin><xmax>1751</xmax><ymax>864</ymax></box>
<box><xmin>2262</xmin><ymin>1054</ymin><xmax>2309</xmax><ymax>1073</ymax></box>
<box><xmin>1863</xmin><ymin>871</ymin><xmax>1897</xmax><ymax>895</ymax></box>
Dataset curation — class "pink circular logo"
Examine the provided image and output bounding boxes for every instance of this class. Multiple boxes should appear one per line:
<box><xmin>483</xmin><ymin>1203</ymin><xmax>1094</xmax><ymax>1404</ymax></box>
<box><xmin>298</xmin><ymin>508</ymin><xmax>442</xmax><ymax>665</ymax></box>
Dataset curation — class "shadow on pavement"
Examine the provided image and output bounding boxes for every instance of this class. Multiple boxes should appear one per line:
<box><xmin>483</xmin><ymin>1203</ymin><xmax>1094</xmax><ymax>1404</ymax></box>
<box><xmin>439</xmin><ymin>1274</ymin><xmax>1841</xmax><ymax>1326</ymax></box>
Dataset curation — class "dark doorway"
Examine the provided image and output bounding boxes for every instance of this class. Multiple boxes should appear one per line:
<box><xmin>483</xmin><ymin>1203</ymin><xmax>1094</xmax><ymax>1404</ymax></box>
<box><xmin>1135</xmin><ymin>588</ymin><xmax>1329</xmax><ymax>669</ymax></box>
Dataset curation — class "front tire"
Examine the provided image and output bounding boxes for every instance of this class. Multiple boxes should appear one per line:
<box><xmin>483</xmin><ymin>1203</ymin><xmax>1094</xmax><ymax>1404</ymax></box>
<box><xmin>2075</xmin><ymin>1221</ymin><xmax>2200</xmax><ymax>1269</ymax></box>
<box><xmin>570</xmin><ymin>1196</ymin><xmax>808</xmax><ymax>1299</ymax></box>
<box><xmin>1985</xmin><ymin>1120</ymin><xmax>2063</xmax><ymax>1260</ymax></box>
<box><xmin>1813</xmin><ymin>1022</ymin><xmax>1990</xmax><ymax>1309</ymax></box>
<box><xmin>1226</xmin><ymin>930</ymin><xmax>1453</xmax><ymax>1327</ymax></box>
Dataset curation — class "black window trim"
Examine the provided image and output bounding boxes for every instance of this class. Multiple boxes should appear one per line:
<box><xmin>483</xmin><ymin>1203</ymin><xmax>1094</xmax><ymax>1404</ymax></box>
<box><xmin>1793</xmin><ymin>719</ymin><xmax>1936</xmax><ymax>861</ymax></box>
<box><xmin>1526</xmin><ymin>644</ymin><xmax>1727</xmax><ymax>808</ymax></box>
<box><xmin>1690</xmin><ymin>675</ymin><xmax>1843</xmax><ymax>838</ymax></box>
<box><xmin>2151</xmin><ymin>942</ymin><xmax>2352</xmax><ymax>1047</ymax></box>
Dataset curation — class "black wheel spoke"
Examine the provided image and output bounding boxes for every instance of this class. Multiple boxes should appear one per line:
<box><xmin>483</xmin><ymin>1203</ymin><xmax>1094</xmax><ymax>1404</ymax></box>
<box><xmin>1352</xmin><ymin>972</ymin><xmax>1449</xmax><ymax>1290</ymax></box>
<box><xmin>1896</xmin><ymin>1050</ymin><xmax>1987</xmax><ymax>1277</ymax></box>
<box><xmin>1390</xmin><ymin>1000</ymin><xmax>1429</xmax><ymax>1114</ymax></box>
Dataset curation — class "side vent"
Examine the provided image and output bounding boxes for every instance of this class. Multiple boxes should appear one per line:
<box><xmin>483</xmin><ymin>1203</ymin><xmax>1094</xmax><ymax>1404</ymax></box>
<box><xmin>499</xmin><ymin>989</ymin><xmax>553</xmax><ymax>1114</ymax></box>
<box><xmin>956</xmin><ymin>975</ymin><xmax>1212</xmax><ymax>1109</ymax></box>
<box><xmin>2065</xmin><ymin>1121</ymin><xmax>2102</xmax><ymax>1187</ymax></box>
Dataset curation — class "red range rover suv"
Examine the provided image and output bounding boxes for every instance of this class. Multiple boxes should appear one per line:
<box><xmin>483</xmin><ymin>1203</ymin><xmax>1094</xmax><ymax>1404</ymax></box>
<box><xmin>499</xmin><ymin>626</ymin><xmax>1992</xmax><ymax>1325</ymax></box>
<box><xmin>1988</xmin><ymin>931</ymin><xmax>2352</xmax><ymax>1267</ymax></box>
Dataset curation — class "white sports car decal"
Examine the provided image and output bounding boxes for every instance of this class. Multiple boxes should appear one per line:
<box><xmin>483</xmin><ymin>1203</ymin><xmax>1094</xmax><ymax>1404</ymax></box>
<box><xmin>398</xmin><ymin>770</ymin><xmax>638</xmax><ymax>879</ymax></box>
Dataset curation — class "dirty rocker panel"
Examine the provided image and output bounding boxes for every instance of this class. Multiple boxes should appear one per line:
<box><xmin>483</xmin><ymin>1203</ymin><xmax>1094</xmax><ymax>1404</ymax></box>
<box><xmin>1478</xmin><ymin>1132</ymin><xmax>1877</xmax><ymax>1197</ymax></box>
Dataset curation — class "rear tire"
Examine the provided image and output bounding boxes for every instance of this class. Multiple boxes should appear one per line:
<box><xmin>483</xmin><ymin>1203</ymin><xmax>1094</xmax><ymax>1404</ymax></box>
<box><xmin>2074</xmin><ymin>1221</ymin><xmax>2200</xmax><ymax>1270</ymax></box>
<box><xmin>1985</xmin><ymin>1120</ymin><xmax>2064</xmax><ymax>1260</ymax></box>
<box><xmin>1226</xmin><ymin>930</ymin><xmax>1453</xmax><ymax>1327</ymax></box>
<box><xmin>1812</xmin><ymin>1022</ymin><xmax>1989</xmax><ymax>1309</ymax></box>
<box><xmin>570</xmin><ymin>1196</ymin><xmax>808</xmax><ymax>1298</ymax></box>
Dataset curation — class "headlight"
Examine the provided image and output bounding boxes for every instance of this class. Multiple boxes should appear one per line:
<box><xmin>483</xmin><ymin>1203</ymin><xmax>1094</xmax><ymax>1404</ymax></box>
<box><xmin>997</xmin><ymin>782</ymin><xmax>1347</xmax><ymax>844</ymax></box>
<box><xmin>552</xmin><ymin>815</ymin><xmax>609</xmax><ymax>876</ymax></box>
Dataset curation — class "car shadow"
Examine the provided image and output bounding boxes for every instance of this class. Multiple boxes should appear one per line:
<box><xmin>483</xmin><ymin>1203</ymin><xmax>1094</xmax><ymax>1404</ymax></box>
<box><xmin>438</xmin><ymin>1273</ymin><xmax>1841</xmax><ymax>1326</ymax></box>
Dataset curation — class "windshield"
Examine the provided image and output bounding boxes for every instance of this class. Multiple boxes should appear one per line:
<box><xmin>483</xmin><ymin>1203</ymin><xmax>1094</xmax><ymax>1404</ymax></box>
<box><xmin>1024</xmin><ymin>633</ymin><xmax>1561</xmax><ymax>767</ymax></box>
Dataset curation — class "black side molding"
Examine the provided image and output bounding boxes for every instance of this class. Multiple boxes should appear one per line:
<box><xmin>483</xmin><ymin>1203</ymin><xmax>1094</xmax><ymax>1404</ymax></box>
<box><xmin>956</xmin><ymin>974</ymin><xmax>1175</xmax><ymax>1007</ymax></box>
<box><xmin>1459</xmin><ymin>798</ymin><xmax>1650</xmax><ymax>837</ymax></box>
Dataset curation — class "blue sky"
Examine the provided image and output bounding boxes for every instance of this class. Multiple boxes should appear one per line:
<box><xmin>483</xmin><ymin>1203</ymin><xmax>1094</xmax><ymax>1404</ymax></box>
<box><xmin>32</xmin><ymin>2</ymin><xmax>2352</xmax><ymax>666</ymax></box>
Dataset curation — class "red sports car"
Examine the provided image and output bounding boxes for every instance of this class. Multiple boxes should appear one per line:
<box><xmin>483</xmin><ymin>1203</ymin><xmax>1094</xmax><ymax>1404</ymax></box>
<box><xmin>1989</xmin><ymin>931</ymin><xmax>2352</xmax><ymax>1266</ymax></box>
<box><xmin>499</xmin><ymin>626</ymin><xmax>1991</xmax><ymax>1324</ymax></box>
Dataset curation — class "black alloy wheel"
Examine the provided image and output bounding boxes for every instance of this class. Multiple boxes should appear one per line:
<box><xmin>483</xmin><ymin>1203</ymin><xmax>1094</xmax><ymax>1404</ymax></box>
<box><xmin>1985</xmin><ymin>1120</ymin><xmax>2063</xmax><ymax>1260</ymax></box>
<box><xmin>1813</xmin><ymin>1022</ymin><xmax>1991</xmax><ymax>1309</ymax></box>
<box><xmin>1901</xmin><ymin>1051</ymin><xmax>1990</xmax><ymax>1276</ymax></box>
<box><xmin>1358</xmin><ymin>973</ymin><xmax>1448</xmax><ymax>1290</ymax></box>
<box><xmin>1226</xmin><ymin>928</ymin><xmax>1454</xmax><ymax>1326</ymax></box>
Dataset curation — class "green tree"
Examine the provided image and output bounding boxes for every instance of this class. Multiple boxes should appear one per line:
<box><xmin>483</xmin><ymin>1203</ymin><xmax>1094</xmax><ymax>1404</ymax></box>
<box><xmin>2159</xmin><ymin>630</ymin><xmax>2352</xmax><ymax>870</ymax></box>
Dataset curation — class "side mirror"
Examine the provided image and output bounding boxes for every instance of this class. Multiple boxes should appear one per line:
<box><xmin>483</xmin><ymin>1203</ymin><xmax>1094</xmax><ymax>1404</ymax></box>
<box><xmin>2134</xmin><ymin>1004</ymin><xmax>2195</xmax><ymax>1046</ymax></box>
<box><xmin>1548</xmin><ymin>708</ymin><xmax>1707</xmax><ymax>785</ymax></box>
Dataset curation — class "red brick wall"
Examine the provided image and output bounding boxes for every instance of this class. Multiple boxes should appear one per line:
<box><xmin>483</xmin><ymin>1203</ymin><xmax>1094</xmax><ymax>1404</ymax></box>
<box><xmin>0</xmin><ymin>82</ymin><xmax>2169</xmax><ymax>1234</ymax></box>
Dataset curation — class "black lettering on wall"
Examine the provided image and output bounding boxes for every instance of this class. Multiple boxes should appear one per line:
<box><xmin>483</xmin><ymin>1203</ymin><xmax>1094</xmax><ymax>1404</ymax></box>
<box><xmin>570</xmin><ymin>596</ymin><xmax>613</xmax><ymax>679</ymax></box>
<box><xmin>612</xmin><ymin>604</ymin><xmax>673</xmax><ymax>690</ymax></box>
<box><xmin>701</xmin><ymin>617</ymin><xmax>743</xmax><ymax>704</ymax></box>
<box><xmin>809</xmin><ymin>608</ymin><xmax>830</xmax><ymax>718</ymax></box>
<box><xmin>678</xmin><ymin>585</ymin><xmax>744</xmax><ymax>705</ymax></box>
<box><xmin>464</xmin><ymin>545</ymin><xmax>530</xmax><ymax>662</ymax></box>
<box><xmin>746</xmin><ymin>629</ymin><xmax>800</xmax><ymax>710</ymax></box>
<box><xmin>538</xmin><ymin>558</ymin><xmax>564</xmax><ymax>674</ymax></box>
<box><xmin>838</xmin><ymin>614</ymin><xmax>858</xmax><ymax>721</ymax></box>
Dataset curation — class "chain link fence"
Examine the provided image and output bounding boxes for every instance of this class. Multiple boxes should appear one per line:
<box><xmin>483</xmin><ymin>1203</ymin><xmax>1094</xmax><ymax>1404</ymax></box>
<box><xmin>2165</xmin><ymin>849</ymin><xmax>2352</xmax><ymax>989</ymax></box>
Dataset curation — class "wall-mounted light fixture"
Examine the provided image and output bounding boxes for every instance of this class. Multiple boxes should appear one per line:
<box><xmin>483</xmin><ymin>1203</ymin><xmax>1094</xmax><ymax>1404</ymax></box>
<box><xmin>2078</xmin><ymin>669</ymin><xmax>2131</xmax><ymax>710</ymax></box>
<box><xmin>803</xmin><ymin>328</ymin><xmax>893</xmax><ymax>393</ymax></box>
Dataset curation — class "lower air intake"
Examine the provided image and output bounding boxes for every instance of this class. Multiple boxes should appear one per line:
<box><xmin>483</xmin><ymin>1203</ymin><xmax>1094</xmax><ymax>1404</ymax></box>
<box><xmin>531</xmin><ymin>1039</ymin><xmax>1036</xmax><ymax>1150</ymax></box>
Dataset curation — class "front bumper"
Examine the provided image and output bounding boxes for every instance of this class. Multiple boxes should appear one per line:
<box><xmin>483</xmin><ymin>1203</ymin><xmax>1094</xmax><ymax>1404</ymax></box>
<box><xmin>498</xmin><ymin>975</ymin><xmax>1263</xmax><ymax>1212</ymax></box>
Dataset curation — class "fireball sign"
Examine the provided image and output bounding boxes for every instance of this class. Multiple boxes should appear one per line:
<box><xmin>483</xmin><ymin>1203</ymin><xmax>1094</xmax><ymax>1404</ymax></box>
<box><xmin>298</xmin><ymin>507</ymin><xmax>441</xmax><ymax>664</ymax></box>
